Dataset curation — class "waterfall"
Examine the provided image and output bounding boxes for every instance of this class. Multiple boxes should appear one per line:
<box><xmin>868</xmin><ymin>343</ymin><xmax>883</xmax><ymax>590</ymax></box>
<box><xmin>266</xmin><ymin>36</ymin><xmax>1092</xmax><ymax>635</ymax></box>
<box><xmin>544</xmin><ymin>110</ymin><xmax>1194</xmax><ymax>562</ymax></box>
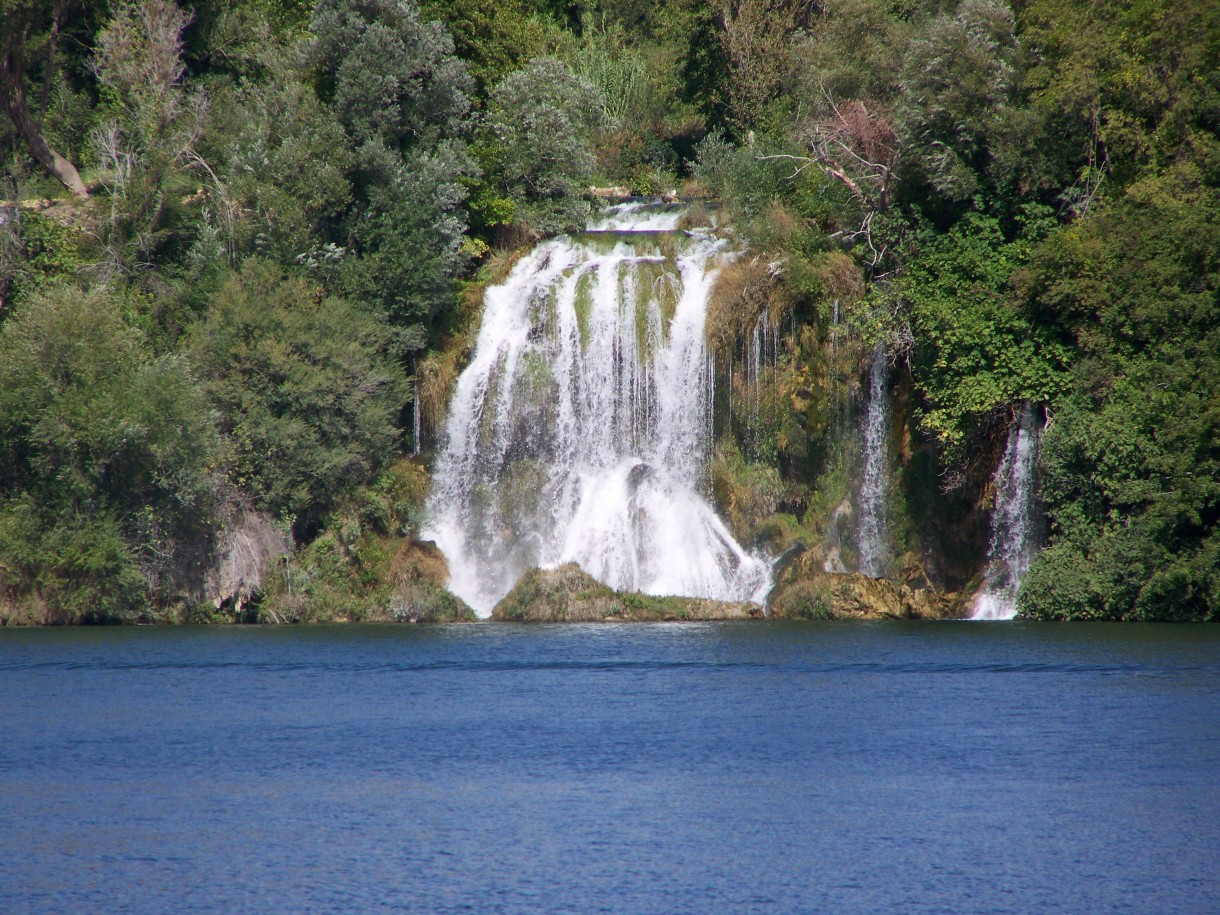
<box><xmin>412</xmin><ymin>371</ymin><xmax>422</xmax><ymax>457</ymax></box>
<box><xmin>424</xmin><ymin>201</ymin><xmax>772</xmax><ymax>616</ymax></box>
<box><xmin>971</xmin><ymin>405</ymin><xmax>1041</xmax><ymax>620</ymax></box>
<box><xmin>856</xmin><ymin>344</ymin><xmax>890</xmax><ymax>577</ymax></box>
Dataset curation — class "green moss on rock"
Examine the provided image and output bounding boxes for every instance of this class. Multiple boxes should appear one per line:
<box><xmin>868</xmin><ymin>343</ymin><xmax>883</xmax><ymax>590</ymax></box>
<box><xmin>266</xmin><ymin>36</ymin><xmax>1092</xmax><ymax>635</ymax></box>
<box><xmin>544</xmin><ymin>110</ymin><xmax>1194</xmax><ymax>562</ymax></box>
<box><xmin>492</xmin><ymin>563</ymin><xmax>761</xmax><ymax>621</ymax></box>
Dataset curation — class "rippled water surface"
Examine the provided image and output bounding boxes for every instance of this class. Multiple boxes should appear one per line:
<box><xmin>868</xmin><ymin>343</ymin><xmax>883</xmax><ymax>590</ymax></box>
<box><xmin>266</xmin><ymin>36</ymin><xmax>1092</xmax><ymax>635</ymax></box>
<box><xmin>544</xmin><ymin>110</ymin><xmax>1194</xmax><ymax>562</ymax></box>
<box><xmin>2</xmin><ymin>622</ymin><xmax>1218</xmax><ymax>913</ymax></box>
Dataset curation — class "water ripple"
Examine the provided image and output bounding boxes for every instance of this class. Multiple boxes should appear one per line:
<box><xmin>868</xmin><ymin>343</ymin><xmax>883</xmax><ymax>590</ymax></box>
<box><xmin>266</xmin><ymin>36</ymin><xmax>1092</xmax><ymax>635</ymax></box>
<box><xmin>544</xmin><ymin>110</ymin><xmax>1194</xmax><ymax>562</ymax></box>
<box><xmin>3</xmin><ymin>657</ymin><xmax>1214</xmax><ymax>675</ymax></box>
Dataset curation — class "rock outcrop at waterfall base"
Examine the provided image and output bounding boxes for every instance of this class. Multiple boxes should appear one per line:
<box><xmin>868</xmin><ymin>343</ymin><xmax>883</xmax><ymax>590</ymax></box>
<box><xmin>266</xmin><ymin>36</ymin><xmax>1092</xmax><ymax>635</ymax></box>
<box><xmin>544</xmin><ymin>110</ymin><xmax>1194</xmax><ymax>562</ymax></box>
<box><xmin>767</xmin><ymin>549</ymin><xmax>960</xmax><ymax>620</ymax></box>
<box><xmin>492</xmin><ymin>564</ymin><xmax>762</xmax><ymax>622</ymax></box>
<box><xmin>381</xmin><ymin>540</ymin><xmax>478</xmax><ymax>623</ymax></box>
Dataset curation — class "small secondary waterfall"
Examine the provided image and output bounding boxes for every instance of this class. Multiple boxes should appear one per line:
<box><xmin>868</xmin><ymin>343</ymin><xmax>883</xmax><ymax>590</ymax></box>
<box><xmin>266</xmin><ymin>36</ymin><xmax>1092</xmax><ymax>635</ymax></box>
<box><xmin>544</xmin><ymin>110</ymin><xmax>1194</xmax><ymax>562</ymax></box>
<box><xmin>972</xmin><ymin>405</ymin><xmax>1041</xmax><ymax>620</ymax></box>
<box><xmin>425</xmin><ymin>201</ymin><xmax>772</xmax><ymax>616</ymax></box>
<box><xmin>412</xmin><ymin>371</ymin><xmax>422</xmax><ymax>457</ymax></box>
<box><xmin>856</xmin><ymin>344</ymin><xmax>890</xmax><ymax>577</ymax></box>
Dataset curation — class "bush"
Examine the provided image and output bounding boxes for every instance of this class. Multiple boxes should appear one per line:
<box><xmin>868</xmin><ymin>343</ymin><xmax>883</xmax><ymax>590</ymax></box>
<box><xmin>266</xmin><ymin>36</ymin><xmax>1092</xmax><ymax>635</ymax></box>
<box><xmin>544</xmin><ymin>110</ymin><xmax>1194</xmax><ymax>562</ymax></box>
<box><xmin>188</xmin><ymin>261</ymin><xmax>409</xmax><ymax>538</ymax></box>
<box><xmin>483</xmin><ymin>57</ymin><xmax>605</xmax><ymax>234</ymax></box>
<box><xmin>0</xmin><ymin>284</ymin><xmax>216</xmax><ymax>618</ymax></box>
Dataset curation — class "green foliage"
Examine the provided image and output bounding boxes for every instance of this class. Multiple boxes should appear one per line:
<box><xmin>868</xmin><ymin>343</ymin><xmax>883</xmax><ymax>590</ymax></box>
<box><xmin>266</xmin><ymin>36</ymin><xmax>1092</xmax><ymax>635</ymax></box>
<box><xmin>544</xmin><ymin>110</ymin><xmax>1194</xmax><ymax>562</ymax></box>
<box><xmin>0</xmin><ymin>209</ymin><xmax>86</xmax><ymax>310</ymax></box>
<box><xmin>307</xmin><ymin>0</ymin><xmax>477</xmax><ymax>353</ymax></box>
<box><xmin>1018</xmin><ymin>0</ymin><xmax>1220</xmax><ymax>195</ymax></box>
<box><xmin>769</xmin><ymin>579</ymin><xmax>834</xmax><ymax>620</ymax></box>
<box><xmin>1017</xmin><ymin>172</ymin><xmax>1220</xmax><ymax>620</ymax></box>
<box><xmin>0</xmin><ymin>284</ymin><xmax>214</xmax><ymax>509</ymax></box>
<box><xmin>711</xmin><ymin>440</ymin><xmax>788</xmax><ymax>546</ymax></box>
<box><xmin>897</xmin><ymin>0</ymin><xmax>1018</xmax><ymax>205</ymax></box>
<box><xmin>788</xmin><ymin>0</ymin><xmax>913</xmax><ymax>110</ymax></box>
<box><xmin>697</xmin><ymin>132</ymin><xmax>819</xmax><ymax>220</ymax></box>
<box><xmin>0</xmin><ymin>496</ymin><xmax>148</xmax><ymax>622</ymax></box>
<box><xmin>891</xmin><ymin>211</ymin><xmax>1072</xmax><ymax>461</ymax></box>
<box><xmin>263</xmin><ymin>464</ymin><xmax>472</xmax><ymax>623</ymax></box>
<box><xmin>483</xmin><ymin>57</ymin><xmax>604</xmax><ymax>234</ymax></box>
<box><xmin>341</xmin><ymin>141</ymin><xmax>475</xmax><ymax>355</ymax></box>
<box><xmin>188</xmin><ymin>261</ymin><xmax>409</xmax><ymax>538</ymax></box>
<box><xmin>418</xmin><ymin>0</ymin><xmax>555</xmax><ymax>96</ymax></box>
<box><xmin>205</xmin><ymin>75</ymin><xmax>354</xmax><ymax>266</ymax></box>
<box><xmin>1</xmin><ymin>0</ymin><xmax>1215</xmax><ymax>626</ymax></box>
<box><xmin>717</xmin><ymin>0</ymin><xmax>807</xmax><ymax>133</ymax></box>
<box><xmin>309</xmin><ymin>0</ymin><xmax>473</xmax><ymax>176</ymax></box>
<box><xmin>91</xmin><ymin>0</ymin><xmax>207</xmax><ymax>273</ymax></box>
<box><xmin>0</xmin><ymin>284</ymin><xmax>216</xmax><ymax>619</ymax></box>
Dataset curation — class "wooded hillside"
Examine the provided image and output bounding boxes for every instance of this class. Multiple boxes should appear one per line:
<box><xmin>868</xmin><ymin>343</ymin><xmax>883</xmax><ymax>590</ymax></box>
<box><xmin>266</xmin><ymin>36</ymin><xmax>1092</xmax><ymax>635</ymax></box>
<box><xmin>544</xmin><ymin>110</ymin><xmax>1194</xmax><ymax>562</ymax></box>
<box><xmin>1</xmin><ymin>0</ymin><xmax>1216</xmax><ymax>622</ymax></box>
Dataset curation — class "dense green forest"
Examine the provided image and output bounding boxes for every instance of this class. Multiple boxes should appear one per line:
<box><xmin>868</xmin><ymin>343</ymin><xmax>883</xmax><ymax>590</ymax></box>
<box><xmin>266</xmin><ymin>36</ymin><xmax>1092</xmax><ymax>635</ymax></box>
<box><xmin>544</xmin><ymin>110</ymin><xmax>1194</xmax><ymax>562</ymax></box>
<box><xmin>0</xmin><ymin>0</ymin><xmax>1216</xmax><ymax>623</ymax></box>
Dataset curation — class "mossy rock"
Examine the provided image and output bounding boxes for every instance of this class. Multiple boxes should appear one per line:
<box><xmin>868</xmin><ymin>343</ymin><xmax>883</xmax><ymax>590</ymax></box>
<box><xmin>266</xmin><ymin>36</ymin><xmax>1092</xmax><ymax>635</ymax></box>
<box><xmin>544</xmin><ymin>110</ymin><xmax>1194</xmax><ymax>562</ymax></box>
<box><xmin>768</xmin><ymin>552</ymin><xmax>958</xmax><ymax>620</ymax></box>
<box><xmin>383</xmin><ymin>582</ymin><xmax>478</xmax><ymax>623</ymax></box>
<box><xmin>492</xmin><ymin>563</ymin><xmax>761</xmax><ymax>622</ymax></box>
<box><xmin>389</xmin><ymin>539</ymin><xmax>451</xmax><ymax>588</ymax></box>
<box><xmin>768</xmin><ymin>579</ymin><xmax>835</xmax><ymax>620</ymax></box>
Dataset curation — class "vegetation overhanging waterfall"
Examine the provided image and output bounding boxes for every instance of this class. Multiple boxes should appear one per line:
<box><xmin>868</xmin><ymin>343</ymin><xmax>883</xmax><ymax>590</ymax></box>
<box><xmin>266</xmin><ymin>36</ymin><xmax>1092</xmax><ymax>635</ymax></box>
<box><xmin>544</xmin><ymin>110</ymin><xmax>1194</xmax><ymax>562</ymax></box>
<box><xmin>425</xmin><ymin>202</ymin><xmax>772</xmax><ymax>616</ymax></box>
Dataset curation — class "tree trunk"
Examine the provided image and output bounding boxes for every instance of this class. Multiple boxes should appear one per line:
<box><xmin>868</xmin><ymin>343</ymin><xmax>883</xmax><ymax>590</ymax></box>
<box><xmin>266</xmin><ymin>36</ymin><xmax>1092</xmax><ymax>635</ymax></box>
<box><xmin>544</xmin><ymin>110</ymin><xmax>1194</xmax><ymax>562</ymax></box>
<box><xmin>1</xmin><ymin>47</ymin><xmax>88</xmax><ymax>199</ymax></box>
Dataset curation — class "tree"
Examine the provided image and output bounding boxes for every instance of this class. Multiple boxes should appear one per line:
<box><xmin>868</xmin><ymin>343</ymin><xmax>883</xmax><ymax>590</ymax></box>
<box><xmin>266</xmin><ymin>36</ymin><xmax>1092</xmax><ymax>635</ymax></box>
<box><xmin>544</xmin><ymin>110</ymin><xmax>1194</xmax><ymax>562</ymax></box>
<box><xmin>418</xmin><ymin>0</ymin><xmax>552</xmax><ymax>97</ymax></box>
<box><xmin>897</xmin><ymin>0</ymin><xmax>1019</xmax><ymax>208</ymax></box>
<box><xmin>890</xmin><ymin>210</ymin><xmax>1072</xmax><ymax>464</ymax></box>
<box><xmin>483</xmin><ymin>57</ymin><xmax>604</xmax><ymax>234</ymax></box>
<box><xmin>188</xmin><ymin>260</ymin><xmax>409</xmax><ymax>539</ymax></box>
<box><xmin>309</xmin><ymin>0</ymin><xmax>474</xmax><ymax>180</ymax></box>
<box><xmin>91</xmin><ymin>0</ymin><xmax>206</xmax><ymax>272</ymax></box>
<box><xmin>307</xmin><ymin>0</ymin><xmax>477</xmax><ymax>353</ymax></box>
<box><xmin>0</xmin><ymin>283</ymin><xmax>217</xmax><ymax>618</ymax></box>
<box><xmin>341</xmin><ymin>141</ymin><xmax>475</xmax><ymax>357</ymax></box>
<box><xmin>0</xmin><ymin>0</ymin><xmax>89</xmax><ymax>197</ymax></box>
<box><xmin>205</xmin><ymin>72</ymin><xmax>354</xmax><ymax>266</ymax></box>
<box><xmin>1016</xmin><ymin>168</ymin><xmax>1220</xmax><ymax>620</ymax></box>
<box><xmin>719</xmin><ymin>0</ymin><xmax>810</xmax><ymax>133</ymax></box>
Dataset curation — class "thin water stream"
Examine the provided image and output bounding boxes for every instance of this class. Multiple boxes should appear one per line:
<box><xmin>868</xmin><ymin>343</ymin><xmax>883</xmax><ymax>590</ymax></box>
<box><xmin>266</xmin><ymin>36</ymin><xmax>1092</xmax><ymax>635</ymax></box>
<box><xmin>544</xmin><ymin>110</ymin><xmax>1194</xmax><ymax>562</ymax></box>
<box><xmin>857</xmin><ymin>344</ymin><xmax>890</xmax><ymax>576</ymax></box>
<box><xmin>973</xmin><ymin>405</ymin><xmax>1041</xmax><ymax>619</ymax></box>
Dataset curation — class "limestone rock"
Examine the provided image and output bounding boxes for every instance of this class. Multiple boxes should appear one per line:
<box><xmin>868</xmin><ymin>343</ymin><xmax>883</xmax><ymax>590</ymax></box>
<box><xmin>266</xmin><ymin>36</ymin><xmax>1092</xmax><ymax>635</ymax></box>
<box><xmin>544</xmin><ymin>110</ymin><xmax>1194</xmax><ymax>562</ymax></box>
<box><xmin>493</xmin><ymin>563</ymin><xmax>761</xmax><ymax>622</ymax></box>
<box><xmin>206</xmin><ymin>508</ymin><xmax>290</xmax><ymax>611</ymax></box>
<box><xmin>768</xmin><ymin>550</ymin><xmax>957</xmax><ymax>620</ymax></box>
<box><xmin>383</xmin><ymin>539</ymin><xmax>476</xmax><ymax>623</ymax></box>
<box><xmin>389</xmin><ymin>539</ymin><xmax>450</xmax><ymax>588</ymax></box>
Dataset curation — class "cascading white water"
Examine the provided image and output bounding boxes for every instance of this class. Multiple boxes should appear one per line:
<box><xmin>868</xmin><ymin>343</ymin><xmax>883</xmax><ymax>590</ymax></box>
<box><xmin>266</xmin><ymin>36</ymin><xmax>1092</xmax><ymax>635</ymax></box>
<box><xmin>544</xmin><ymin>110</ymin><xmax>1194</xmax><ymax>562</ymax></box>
<box><xmin>424</xmin><ymin>201</ymin><xmax>772</xmax><ymax>616</ymax></box>
<box><xmin>856</xmin><ymin>344</ymin><xmax>890</xmax><ymax>577</ymax></box>
<box><xmin>412</xmin><ymin>372</ymin><xmax>422</xmax><ymax>457</ymax></box>
<box><xmin>971</xmin><ymin>405</ymin><xmax>1041</xmax><ymax>620</ymax></box>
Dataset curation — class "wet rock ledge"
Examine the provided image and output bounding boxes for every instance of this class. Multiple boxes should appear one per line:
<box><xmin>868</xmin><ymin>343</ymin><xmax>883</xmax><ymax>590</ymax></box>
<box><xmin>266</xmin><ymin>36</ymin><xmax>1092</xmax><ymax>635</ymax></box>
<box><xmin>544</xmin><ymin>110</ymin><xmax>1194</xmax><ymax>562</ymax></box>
<box><xmin>766</xmin><ymin>549</ymin><xmax>961</xmax><ymax>621</ymax></box>
<box><xmin>492</xmin><ymin>564</ymin><xmax>761</xmax><ymax>622</ymax></box>
<box><xmin>491</xmin><ymin>556</ymin><xmax>964</xmax><ymax>623</ymax></box>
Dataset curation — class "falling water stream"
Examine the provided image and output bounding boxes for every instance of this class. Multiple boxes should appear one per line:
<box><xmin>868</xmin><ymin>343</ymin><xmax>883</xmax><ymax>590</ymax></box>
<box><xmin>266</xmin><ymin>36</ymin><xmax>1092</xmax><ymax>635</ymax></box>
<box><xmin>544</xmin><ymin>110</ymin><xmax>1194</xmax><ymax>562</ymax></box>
<box><xmin>856</xmin><ymin>344</ymin><xmax>890</xmax><ymax>577</ymax></box>
<box><xmin>972</xmin><ymin>405</ymin><xmax>1041</xmax><ymax>620</ymax></box>
<box><xmin>425</xmin><ymin>201</ymin><xmax>771</xmax><ymax>616</ymax></box>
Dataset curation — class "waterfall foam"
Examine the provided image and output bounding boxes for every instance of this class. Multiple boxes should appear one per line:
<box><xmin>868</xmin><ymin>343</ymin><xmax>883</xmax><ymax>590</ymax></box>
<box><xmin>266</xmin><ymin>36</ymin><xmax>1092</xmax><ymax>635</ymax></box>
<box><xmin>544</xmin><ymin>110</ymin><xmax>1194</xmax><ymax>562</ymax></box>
<box><xmin>856</xmin><ymin>344</ymin><xmax>890</xmax><ymax>577</ymax></box>
<box><xmin>971</xmin><ymin>405</ymin><xmax>1041</xmax><ymax>620</ymax></box>
<box><xmin>424</xmin><ymin>202</ymin><xmax>772</xmax><ymax>616</ymax></box>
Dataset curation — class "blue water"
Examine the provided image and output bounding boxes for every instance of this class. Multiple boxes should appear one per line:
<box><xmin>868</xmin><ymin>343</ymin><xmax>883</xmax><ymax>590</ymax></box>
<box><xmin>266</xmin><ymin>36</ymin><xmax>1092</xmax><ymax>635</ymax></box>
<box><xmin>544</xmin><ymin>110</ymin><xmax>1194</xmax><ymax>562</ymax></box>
<box><xmin>1</xmin><ymin>621</ymin><xmax>1218</xmax><ymax>913</ymax></box>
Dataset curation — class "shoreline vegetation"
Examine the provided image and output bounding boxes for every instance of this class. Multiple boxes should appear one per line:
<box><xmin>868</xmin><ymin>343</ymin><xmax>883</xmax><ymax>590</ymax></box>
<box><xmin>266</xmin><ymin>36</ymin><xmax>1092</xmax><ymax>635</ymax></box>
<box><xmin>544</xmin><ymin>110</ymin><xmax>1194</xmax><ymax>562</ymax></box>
<box><xmin>2</xmin><ymin>1</ymin><xmax>1217</xmax><ymax>626</ymax></box>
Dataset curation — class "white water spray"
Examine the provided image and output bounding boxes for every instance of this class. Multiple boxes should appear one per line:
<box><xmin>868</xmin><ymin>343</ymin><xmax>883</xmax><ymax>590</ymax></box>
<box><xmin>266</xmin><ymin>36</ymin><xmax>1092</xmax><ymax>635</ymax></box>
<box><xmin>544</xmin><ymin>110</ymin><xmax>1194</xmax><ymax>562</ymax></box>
<box><xmin>424</xmin><ymin>202</ymin><xmax>772</xmax><ymax>616</ymax></box>
<box><xmin>972</xmin><ymin>405</ymin><xmax>1041</xmax><ymax>620</ymax></box>
<box><xmin>857</xmin><ymin>344</ymin><xmax>890</xmax><ymax>577</ymax></box>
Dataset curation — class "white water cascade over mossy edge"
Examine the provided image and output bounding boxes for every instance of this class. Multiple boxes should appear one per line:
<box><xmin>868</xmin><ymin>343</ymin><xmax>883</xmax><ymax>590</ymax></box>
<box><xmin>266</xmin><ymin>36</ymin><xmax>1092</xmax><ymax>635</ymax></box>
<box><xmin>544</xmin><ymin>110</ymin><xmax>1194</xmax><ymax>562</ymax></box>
<box><xmin>856</xmin><ymin>343</ymin><xmax>891</xmax><ymax>578</ymax></box>
<box><xmin>971</xmin><ymin>405</ymin><xmax>1043</xmax><ymax>620</ymax></box>
<box><xmin>424</xmin><ymin>202</ymin><xmax>772</xmax><ymax>617</ymax></box>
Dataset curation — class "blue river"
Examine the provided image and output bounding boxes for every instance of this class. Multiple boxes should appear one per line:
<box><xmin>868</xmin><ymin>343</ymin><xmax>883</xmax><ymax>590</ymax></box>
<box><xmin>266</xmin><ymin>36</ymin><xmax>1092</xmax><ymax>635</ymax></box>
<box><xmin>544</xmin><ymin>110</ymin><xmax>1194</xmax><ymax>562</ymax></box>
<box><xmin>2</xmin><ymin>621</ymin><xmax>1218</xmax><ymax>913</ymax></box>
